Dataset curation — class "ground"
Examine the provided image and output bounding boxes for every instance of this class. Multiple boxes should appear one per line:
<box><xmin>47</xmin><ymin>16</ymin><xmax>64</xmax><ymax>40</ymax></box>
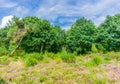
<box><xmin>0</xmin><ymin>53</ymin><xmax>120</xmax><ymax>84</ymax></box>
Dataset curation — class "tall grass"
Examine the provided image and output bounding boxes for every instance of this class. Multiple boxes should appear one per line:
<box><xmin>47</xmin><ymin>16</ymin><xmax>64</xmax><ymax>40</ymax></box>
<box><xmin>23</xmin><ymin>52</ymin><xmax>43</xmax><ymax>67</ymax></box>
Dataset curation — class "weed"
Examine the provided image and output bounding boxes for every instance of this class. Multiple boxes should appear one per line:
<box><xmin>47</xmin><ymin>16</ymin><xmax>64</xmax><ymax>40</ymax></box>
<box><xmin>91</xmin><ymin>56</ymin><xmax>103</xmax><ymax>65</ymax></box>
<box><xmin>0</xmin><ymin>78</ymin><xmax>5</xmax><ymax>84</ymax></box>
<box><xmin>24</xmin><ymin>52</ymin><xmax>43</xmax><ymax>67</ymax></box>
<box><xmin>60</xmin><ymin>52</ymin><xmax>76</xmax><ymax>63</ymax></box>
<box><xmin>0</xmin><ymin>56</ymin><xmax>9</xmax><ymax>65</ymax></box>
<box><xmin>91</xmin><ymin>44</ymin><xmax>98</xmax><ymax>53</ymax></box>
<box><xmin>84</xmin><ymin>56</ymin><xmax>103</xmax><ymax>67</ymax></box>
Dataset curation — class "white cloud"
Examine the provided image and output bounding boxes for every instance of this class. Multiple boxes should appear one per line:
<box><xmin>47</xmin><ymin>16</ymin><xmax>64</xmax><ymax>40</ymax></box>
<box><xmin>1</xmin><ymin>0</ymin><xmax>120</xmax><ymax>30</ymax></box>
<box><xmin>0</xmin><ymin>0</ymin><xmax>17</xmax><ymax>8</ymax></box>
<box><xmin>35</xmin><ymin>0</ymin><xmax>120</xmax><ymax>29</ymax></box>
<box><xmin>0</xmin><ymin>15</ymin><xmax>13</xmax><ymax>28</ymax></box>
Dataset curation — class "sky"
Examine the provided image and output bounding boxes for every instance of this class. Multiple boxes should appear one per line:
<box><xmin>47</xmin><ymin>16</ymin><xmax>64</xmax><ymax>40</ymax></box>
<box><xmin>0</xmin><ymin>0</ymin><xmax>120</xmax><ymax>30</ymax></box>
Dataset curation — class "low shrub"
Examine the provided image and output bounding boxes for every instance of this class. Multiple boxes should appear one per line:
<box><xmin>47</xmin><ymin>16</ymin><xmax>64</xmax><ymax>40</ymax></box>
<box><xmin>85</xmin><ymin>56</ymin><xmax>103</xmax><ymax>67</ymax></box>
<box><xmin>97</xmin><ymin>44</ymin><xmax>106</xmax><ymax>53</ymax></box>
<box><xmin>24</xmin><ymin>53</ymin><xmax>43</xmax><ymax>67</ymax></box>
<box><xmin>0</xmin><ymin>46</ymin><xmax>8</xmax><ymax>56</ymax></box>
<box><xmin>44</xmin><ymin>52</ymin><xmax>56</xmax><ymax>59</ymax></box>
<box><xmin>0</xmin><ymin>78</ymin><xmax>5</xmax><ymax>84</ymax></box>
<box><xmin>91</xmin><ymin>44</ymin><xmax>98</xmax><ymax>53</ymax></box>
<box><xmin>0</xmin><ymin>56</ymin><xmax>9</xmax><ymax>65</ymax></box>
<box><xmin>60</xmin><ymin>51</ymin><xmax>76</xmax><ymax>63</ymax></box>
<box><xmin>91</xmin><ymin>56</ymin><xmax>103</xmax><ymax>65</ymax></box>
<box><xmin>105</xmin><ymin>51</ymin><xmax>120</xmax><ymax>61</ymax></box>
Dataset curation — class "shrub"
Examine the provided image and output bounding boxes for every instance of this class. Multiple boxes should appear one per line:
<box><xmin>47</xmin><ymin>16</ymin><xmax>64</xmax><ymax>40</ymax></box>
<box><xmin>24</xmin><ymin>56</ymin><xmax>37</xmax><ymax>67</ymax></box>
<box><xmin>60</xmin><ymin>51</ymin><xmax>76</xmax><ymax>63</ymax></box>
<box><xmin>0</xmin><ymin>78</ymin><xmax>5</xmax><ymax>84</ymax></box>
<box><xmin>91</xmin><ymin>44</ymin><xmax>98</xmax><ymax>53</ymax></box>
<box><xmin>91</xmin><ymin>56</ymin><xmax>103</xmax><ymax>65</ymax></box>
<box><xmin>44</xmin><ymin>52</ymin><xmax>56</xmax><ymax>59</ymax></box>
<box><xmin>24</xmin><ymin>53</ymin><xmax>43</xmax><ymax>67</ymax></box>
<box><xmin>97</xmin><ymin>44</ymin><xmax>106</xmax><ymax>53</ymax></box>
<box><xmin>0</xmin><ymin>56</ymin><xmax>9</xmax><ymax>65</ymax></box>
<box><xmin>0</xmin><ymin>47</ymin><xmax>8</xmax><ymax>56</ymax></box>
<box><xmin>85</xmin><ymin>56</ymin><xmax>103</xmax><ymax>67</ymax></box>
<box><xmin>105</xmin><ymin>51</ymin><xmax>120</xmax><ymax>61</ymax></box>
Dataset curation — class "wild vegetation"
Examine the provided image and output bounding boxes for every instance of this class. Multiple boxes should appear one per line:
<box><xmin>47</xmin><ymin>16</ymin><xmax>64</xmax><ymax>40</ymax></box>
<box><xmin>0</xmin><ymin>14</ymin><xmax>120</xmax><ymax>84</ymax></box>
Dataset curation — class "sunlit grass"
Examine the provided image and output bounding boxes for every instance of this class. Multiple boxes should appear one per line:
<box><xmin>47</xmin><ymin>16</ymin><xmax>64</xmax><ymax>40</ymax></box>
<box><xmin>0</xmin><ymin>52</ymin><xmax>120</xmax><ymax>84</ymax></box>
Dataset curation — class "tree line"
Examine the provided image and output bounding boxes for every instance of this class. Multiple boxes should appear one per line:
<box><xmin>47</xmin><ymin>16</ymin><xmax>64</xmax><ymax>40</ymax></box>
<box><xmin>0</xmin><ymin>14</ymin><xmax>120</xmax><ymax>55</ymax></box>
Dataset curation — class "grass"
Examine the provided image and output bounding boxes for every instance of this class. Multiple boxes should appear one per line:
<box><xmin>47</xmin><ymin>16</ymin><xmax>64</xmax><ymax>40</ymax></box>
<box><xmin>0</xmin><ymin>52</ymin><xmax>120</xmax><ymax>84</ymax></box>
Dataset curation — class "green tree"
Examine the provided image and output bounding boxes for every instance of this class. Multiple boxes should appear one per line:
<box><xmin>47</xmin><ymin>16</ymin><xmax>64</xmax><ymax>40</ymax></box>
<box><xmin>21</xmin><ymin>16</ymin><xmax>65</xmax><ymax>53</ymax></box>
<box><xmin>49</xmin><ymin>26</ymin><xmax>66</xmax><ymax>53</ymax></box>
<box><xmin>66</xmin><ymin>17</ymin><xmax>96</xmax><ymax>54</ymax></box>
<box><xmin>6</xmin><ymin>16</ymin><xmax>27</xmax><ymax>55</ymax></box>
<box><xmin>97</xmin><ymin>14</ymin><xmax>120</xmax><ymax>51</ymax></box>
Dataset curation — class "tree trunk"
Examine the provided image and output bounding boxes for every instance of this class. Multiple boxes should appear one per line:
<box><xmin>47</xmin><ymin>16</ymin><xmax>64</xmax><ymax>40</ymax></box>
<box><xmin>10</xmin><ymin>29</ymin><xmax>27</xmax><ymax>55</ymax></box>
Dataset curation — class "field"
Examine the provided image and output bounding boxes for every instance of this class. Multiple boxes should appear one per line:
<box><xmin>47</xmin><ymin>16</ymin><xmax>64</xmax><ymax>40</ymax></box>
<box><xmin>0</xmin><ymin>52</ymin><xmax>120</xmax><ymax>84</ymax></box>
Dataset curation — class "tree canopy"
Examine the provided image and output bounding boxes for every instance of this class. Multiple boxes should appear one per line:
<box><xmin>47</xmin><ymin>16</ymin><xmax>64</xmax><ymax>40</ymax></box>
<box><xmin>1</xmin><ymin>14</ymin><xmax>120</xmax><ymax>55</ymax></box>
<box><xmin>66</xmin><ymin>17</ymin><xmax>96</xmax><ymax>54</ymax></box>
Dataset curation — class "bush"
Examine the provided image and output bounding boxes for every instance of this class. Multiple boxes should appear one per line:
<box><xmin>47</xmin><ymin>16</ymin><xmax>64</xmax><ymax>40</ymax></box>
<box><xmin>97</xmin><ymin>44</ymin><xmax>106</xmax><ymax>53</ymax></box>
<box><xmin>60</xmin><ymin>51</ymin><xmax>76</xmax><ymax>63</ymax></box>
<box><xmin>24</xmin><ymin>53</ymin><xmax>43</xmax><ymax>67</ymax></box>
<box><xmin>0</xmin><ymin>47</ymin><xmax>8</xmax><ymax>56</ymax></box>
<box><xmin>0</xmin><ymin>56</ymin><xmax>9</xmax><ymax>65</ymax></box>
<box><xmin>85</xmin><ymin>56</ymin><xmax>103</xmax><ymax>67</ymax></box>
<box><xmin>91</xmin><ymin>44</ymin><xmax>98</xmax><ymax>53</ymax></box>
<box><xmin>105</xmin><ymin>51</ymin><xmax>120</xmax><ymax>61</ymax></box>
<box><xmin>91</xmin><ymin>56</ymin><xmax>103</xmax><ymax>65</ymax></box>
<box><xmin>24</xmin><ymin>56</ymin><xmax>37</xmax><ymax>67</ymax></box>
<box><xmin>0</xmin><ymin>78</ymin><xmax>5</xmax><ymax>84</ymax></box>
<box><xmin>44</xmin><ymin>52</ymin><xmax>56</xmax><ymax>59</ymax></box>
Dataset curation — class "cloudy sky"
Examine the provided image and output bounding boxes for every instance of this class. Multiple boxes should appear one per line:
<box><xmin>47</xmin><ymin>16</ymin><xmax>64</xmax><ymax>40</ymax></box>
<box><xmin>0</xmin><ymin>0</ymin><xmax>120</xmax><ymax>29</ymax></box>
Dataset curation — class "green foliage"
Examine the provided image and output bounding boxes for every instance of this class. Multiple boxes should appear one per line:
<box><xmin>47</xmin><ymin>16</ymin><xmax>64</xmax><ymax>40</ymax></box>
<box><xmin>39</xmin><ymin>76</ymin><xmax>47</xmax><ymax>83</ymax></box>
<box><xmin>44</xmin><ymin>52</ymin><xmax>56</xmax><ymax>59</ymax></box>
<box><xmin>0</xmin><ymin>46</ymin><xmax>8</xmax><ymax>56</ymax></box>
<box><xmin>60</xmin><ymin>48</ymin><xmax>76</xmax><ymax>63</ymax></box>
<box><xmin>85</xmin><ymin>56</ymin><xmax>103</xmax><ymax>67</ymax></box>
<box><xmin>0</xmin><ymin>56</ymin><xmax>8</xmax><ymax>64</ymax></box>
<box><xmin>24</xmin><ymin>53</ymin><xmax>43</xmax><ymax>67</ymax></box>
<box><xmin>97</xmin><ymin>44</ymin><xmax>105</xmax><ymax>53</ymax></box>
<box><xmin>13</xmin><ymin>50</ymin><xmax>26</xmax><ymax>56</ymax></box>
<box><xmin>66</xmin><ymin>17</ymin><xmax>96</xmax><ymax>54</ymax></box>
<box><xmin>0</xmin><ymin>78</ymin><xmax>5</xmax><ymax>84</ymax></box>
<box><xmin>105</xmin><ymin>51</ymin><xmax>120</xmax><ymax>61</ymax></box>
<box><xmin>1</xmin><ymin>14</ymin><xmax>120</xmax><ymax>56</ymax></box>
<box><xmin>97</xmin><ymin>14</ymin><xmax>120</xmax><ymax>52</ymax></box>
<box><xmin>24</xmin><ymin>56</ymin><xmax>37</xmax><ymax>67</ymax></box>
<box><xmin>91</xmin><ymin>56</ymin><xmax>103</xmax><ymax>65</ymax></box>
<box><xmin>21</xmin><ymin>16</ymin><xmax>65</xmax><ymax>53</ymax></box>
<box><xmin>91</xmin><ymin>44</ymin><xmax>98</xmax><ymax>53</ymax></box>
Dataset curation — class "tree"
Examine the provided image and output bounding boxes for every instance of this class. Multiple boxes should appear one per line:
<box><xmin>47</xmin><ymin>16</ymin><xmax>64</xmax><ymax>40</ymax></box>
<box><xmin>66</xmin><ymin>17</ymin><xmax>96</xmax><ymax>54</ymax></box>
<box><xmin>21</xmin><ymin>16</ymin><xmax>65</xmax><ymax>53</ymax></box>
<box><xmin>97</xmin><ymin>14</ymin><xmax>120</xmax><ymax>51</ymax></box>
<box><xmin>0</xmin><ymin>27</ymin><xmax>9</xmax><ymax>55</ymax></box>
<box><xmin>6</xmin><ymin>16</ymin><xmax>27</xmax><ymax>55</ymax></box>
<box><xmin>49</xmin><ymin>26</ymin><xmax>66</xmax><ymax>53</ymax></box>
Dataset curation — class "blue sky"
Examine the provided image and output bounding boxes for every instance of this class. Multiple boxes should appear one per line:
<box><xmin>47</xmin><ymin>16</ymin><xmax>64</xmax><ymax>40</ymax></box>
<box><xmin>0</xmin><ymin>0</ymin><xmax>120</xmax><ymax>29</ymax></box>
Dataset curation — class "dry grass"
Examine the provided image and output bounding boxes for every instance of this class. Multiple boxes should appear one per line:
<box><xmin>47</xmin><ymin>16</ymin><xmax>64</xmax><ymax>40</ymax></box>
<box><xmin>0</xmin><ymin>53</ymin><xmax>120</xmax><ymax>84</ymax></box>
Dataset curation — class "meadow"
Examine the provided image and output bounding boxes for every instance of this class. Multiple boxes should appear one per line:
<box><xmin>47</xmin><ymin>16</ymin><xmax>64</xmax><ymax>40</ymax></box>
<box><xmin>1</xmin><ymin>14</ymin><xmax>120</xmax><ymax>84</ymax></box>
<box><xmin>0</xmin><ymin>51</ymin><xmax>120</xmax><ymax>84</ymax></box>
